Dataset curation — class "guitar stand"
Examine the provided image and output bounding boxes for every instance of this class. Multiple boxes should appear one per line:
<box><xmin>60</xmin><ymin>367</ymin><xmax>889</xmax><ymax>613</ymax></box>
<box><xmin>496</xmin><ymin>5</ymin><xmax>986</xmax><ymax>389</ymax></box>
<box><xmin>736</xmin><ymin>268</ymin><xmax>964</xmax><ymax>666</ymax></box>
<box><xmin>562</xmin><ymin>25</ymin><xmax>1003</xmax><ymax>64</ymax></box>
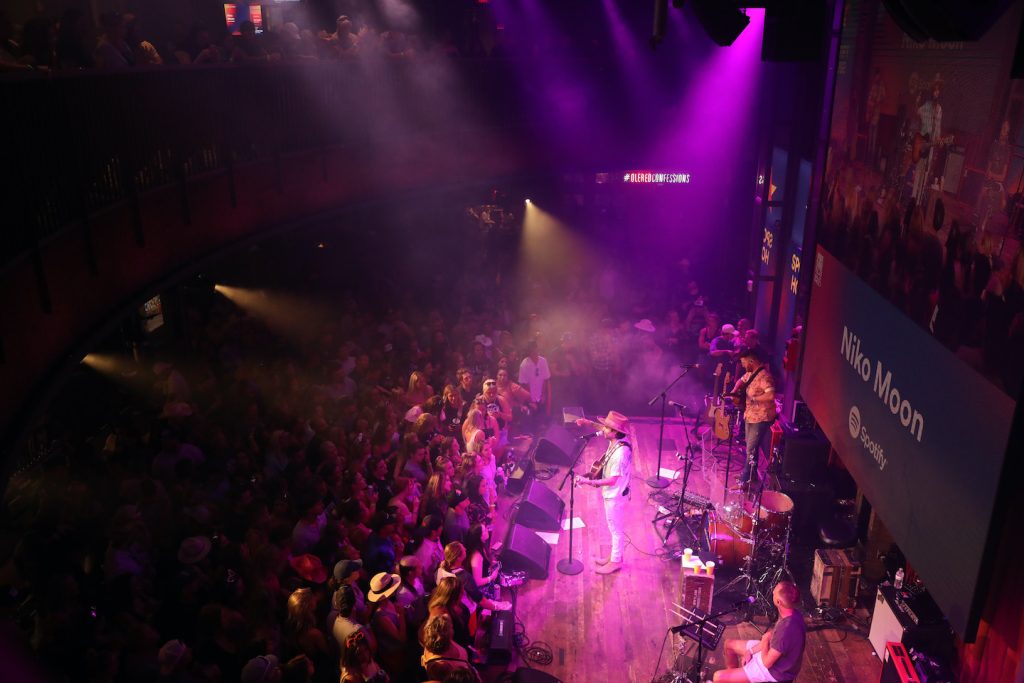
<box><xmin>720</xmin><ymin>408</ymin><xmax>742</xmax><ymax>500</ymax></box>
<box><xmin>653</xmin><ymin>450</ymin><xmax>708</xmax><ymax>552</ymax></box>
<box><xmin>653</xmin><ymin>406</ymin><xmax>711</xmax><ymax>553</ymax></box>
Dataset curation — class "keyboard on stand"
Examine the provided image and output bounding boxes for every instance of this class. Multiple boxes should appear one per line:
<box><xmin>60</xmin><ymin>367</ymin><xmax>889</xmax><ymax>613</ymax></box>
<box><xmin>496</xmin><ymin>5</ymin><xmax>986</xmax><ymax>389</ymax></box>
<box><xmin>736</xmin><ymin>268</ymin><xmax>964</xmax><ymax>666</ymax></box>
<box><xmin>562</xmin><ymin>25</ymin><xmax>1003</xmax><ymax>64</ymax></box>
<box><xmin>682</xmin><ymin>491</ymin><xmax>713</xmax><ymax>510</ymax></box>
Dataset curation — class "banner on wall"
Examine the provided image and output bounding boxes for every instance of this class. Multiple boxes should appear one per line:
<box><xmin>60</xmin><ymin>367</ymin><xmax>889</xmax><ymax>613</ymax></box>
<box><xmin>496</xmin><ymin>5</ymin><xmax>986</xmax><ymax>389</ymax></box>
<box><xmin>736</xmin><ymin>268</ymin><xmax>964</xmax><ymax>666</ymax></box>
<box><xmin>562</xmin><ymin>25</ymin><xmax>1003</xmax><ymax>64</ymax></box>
<box><xmin>802</xmin><ymin>248</ymin><xmax>1014</xmax><ymax>639</ymax></box>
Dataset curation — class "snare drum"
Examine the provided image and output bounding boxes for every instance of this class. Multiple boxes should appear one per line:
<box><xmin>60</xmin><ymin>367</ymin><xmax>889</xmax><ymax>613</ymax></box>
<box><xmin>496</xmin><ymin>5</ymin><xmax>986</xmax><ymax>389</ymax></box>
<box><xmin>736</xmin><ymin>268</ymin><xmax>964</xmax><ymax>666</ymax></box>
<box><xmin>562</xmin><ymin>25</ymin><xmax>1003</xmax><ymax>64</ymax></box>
<box><xmin>743</xmin><ymin>490</ymin><xmax>794</xmax><ymax>536</ymax></box>
<box><xmin>707</xmin><ymin>515</ymin><xmax>753</xmax><ymax>568</ymax></box>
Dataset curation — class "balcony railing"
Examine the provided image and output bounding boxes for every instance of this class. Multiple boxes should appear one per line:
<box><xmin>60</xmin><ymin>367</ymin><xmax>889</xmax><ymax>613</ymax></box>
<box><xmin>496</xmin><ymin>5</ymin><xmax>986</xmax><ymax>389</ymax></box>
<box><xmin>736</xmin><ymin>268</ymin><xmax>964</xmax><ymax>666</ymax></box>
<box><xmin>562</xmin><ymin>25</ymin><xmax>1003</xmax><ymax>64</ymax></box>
<box><xmin>0</xmin><ymin>60</ymin><xmax>520</xmax><ymax>266</ymax></box>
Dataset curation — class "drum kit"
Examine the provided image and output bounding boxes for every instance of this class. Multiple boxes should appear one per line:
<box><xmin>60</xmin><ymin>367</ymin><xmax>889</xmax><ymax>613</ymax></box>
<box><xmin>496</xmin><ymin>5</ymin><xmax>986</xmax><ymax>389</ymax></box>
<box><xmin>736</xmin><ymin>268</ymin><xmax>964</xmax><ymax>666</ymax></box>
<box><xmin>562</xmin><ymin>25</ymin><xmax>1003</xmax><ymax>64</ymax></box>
<box><xmin>707</xmin><ymin>451</ymin><xmax>796</xmax><ymax>618</ymax></box>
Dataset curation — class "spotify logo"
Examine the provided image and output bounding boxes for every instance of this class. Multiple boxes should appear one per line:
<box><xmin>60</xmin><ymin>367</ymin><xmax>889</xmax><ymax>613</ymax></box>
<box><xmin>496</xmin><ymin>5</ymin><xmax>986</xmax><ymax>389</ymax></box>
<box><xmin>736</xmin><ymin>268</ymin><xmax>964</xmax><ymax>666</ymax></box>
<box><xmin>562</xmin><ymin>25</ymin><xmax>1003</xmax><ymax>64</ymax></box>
<box><xmin>848</xmin><ymin>406</ymin><xmax>862</xmax><ymax>438</ymax></box>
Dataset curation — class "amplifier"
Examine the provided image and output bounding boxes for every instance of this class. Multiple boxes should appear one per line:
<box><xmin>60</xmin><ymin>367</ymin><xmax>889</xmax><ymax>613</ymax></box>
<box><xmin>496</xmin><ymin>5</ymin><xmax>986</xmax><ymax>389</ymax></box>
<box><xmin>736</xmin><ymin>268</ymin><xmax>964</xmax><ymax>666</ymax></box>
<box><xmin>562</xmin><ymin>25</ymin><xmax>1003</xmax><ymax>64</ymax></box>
<box><xmin>811</xmin><ymin>548</ymin><xmax>861</xmax><ymax>608</ymax></box>
<box><xmin>942</xmin><ymin>147</ymin><xmax>965</xmax><ymax>196</ymax></box>
<box><xmin>879</xmin><ymin>642</ymin><xmax>921</xmax><ymax>683</ymax></box>
<box><xmin>868</xmin><ymin>587</ymin><xmax>953</xmax><ymax>663</ymax></box>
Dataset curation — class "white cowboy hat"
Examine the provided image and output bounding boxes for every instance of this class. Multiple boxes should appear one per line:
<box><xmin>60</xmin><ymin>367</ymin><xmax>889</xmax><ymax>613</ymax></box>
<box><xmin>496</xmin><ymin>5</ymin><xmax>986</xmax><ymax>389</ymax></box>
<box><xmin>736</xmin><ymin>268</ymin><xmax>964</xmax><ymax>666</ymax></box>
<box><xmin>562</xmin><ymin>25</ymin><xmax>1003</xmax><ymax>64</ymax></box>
<box><xmin>634</xmin><ymin>319</ymin><xmax>656</xmax><ymax>333</ymax></box>
<box><xmin>368</xmin><ymin>571</ymin><xmax>402</xmax><ymax>602</ymax></box>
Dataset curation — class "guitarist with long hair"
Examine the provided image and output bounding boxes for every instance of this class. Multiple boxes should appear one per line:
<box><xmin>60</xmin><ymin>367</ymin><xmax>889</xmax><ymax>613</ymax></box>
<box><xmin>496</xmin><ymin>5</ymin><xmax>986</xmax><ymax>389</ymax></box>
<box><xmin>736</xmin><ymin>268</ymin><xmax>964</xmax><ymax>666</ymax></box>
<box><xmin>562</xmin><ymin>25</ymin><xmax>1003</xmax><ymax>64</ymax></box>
<box><xmin>574</xmin><ymin>411</ymin><xmax>633</xmax><ymax>575</ymax></box>
<box><xmin>729</xmin><ymin>349</ymin><xmax>777</xmax><ymax>487</ymax></box>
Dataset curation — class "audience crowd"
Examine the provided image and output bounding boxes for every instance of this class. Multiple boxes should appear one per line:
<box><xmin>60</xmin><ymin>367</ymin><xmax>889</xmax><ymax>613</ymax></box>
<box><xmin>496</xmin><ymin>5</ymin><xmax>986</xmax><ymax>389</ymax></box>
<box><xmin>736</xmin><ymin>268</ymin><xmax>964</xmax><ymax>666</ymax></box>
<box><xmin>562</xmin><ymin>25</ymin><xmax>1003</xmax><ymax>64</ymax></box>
<box><xmin>0</xmin><ymin>201</ymin><xmax>758</xmax><ymax>683</ymax></box>
<box><xmin>0</xmin><ymin>8</ymin><xmax>485</xmax><ymax>73</ymax></box>
<box><xmin>821</xmin><ymin>166</ymin><xmax>1024</xmax><ymax>395</ymax></box>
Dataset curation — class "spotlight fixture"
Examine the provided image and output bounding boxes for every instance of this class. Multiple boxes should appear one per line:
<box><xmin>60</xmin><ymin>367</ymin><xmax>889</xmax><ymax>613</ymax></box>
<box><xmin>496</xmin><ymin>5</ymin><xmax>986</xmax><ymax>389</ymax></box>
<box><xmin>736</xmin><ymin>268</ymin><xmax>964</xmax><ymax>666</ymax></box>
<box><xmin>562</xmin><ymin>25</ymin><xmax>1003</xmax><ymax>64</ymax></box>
<box><xmin>690</xmin><ymin>0</ymin><xmax>749</xmax><ymax>46</ymax></box>
<box><xmin>652</xmin><ymin>0</ymin><xmax>668</xmax><ymax>47</ymax></box>
<box><xmin>525</xmin><ymin>198</ymin><xmax>531</xmax><ymax>204</ymax></box>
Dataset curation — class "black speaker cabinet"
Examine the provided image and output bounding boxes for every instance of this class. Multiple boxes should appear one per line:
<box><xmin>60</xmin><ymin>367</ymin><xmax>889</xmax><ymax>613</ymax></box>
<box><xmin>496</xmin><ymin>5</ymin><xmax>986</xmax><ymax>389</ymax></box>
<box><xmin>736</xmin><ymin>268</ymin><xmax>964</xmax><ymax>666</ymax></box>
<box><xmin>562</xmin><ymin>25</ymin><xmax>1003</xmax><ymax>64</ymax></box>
<box><xmin>500</xmin><ymin>523</ymin><xmax>552</xmax><ymax>580</ymax></box>
<box><xmin>506</xmin><ymin>456</ymin><xmax>534</xmax><ymax>495</ymax></box>
<box><xmin>780</xmin><ymin>426</ymin><xmax>829</xmax><ymax>483</ymax></box>
<box><xmin>780</xmin><ymin>479</ymin><xmax>834</xmax><ymax>541</ymax></box>
<box><xmin>516</xmin><ymin>479</ymin><xmax>564</xmax><ymax>531</ymax></box>
<box><xmin>533</xmin><ymin>424</ymin><xmax>574</xmax><ymax>466</ymax></box>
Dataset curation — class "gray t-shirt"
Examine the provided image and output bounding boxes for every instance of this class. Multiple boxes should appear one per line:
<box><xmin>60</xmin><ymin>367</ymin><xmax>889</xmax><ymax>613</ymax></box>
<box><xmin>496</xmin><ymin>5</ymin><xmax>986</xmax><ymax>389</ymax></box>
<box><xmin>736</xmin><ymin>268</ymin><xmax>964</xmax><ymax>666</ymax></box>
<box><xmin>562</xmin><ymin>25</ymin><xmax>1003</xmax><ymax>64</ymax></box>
<box><xmin>768</xmin><ymin>613</ymin><xmax>806</xmax><ymax>680</ymax></box>
<box><xmin>331</xmin><ymin>616</ymin><xmax>363</xmax><ymax>675</ymax></box>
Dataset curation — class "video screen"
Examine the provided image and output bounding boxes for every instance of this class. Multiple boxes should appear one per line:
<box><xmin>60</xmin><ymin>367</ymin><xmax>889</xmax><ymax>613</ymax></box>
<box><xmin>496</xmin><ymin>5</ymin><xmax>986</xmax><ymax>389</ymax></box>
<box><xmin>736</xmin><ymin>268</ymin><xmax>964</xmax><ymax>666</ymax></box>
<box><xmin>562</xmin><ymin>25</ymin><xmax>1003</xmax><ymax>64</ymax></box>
<box><xmin>802</xmin><ymin>0</ymin><xmax>1021</xmax><ymax>641</ymax></box>
<box><xmin>139</xmin><ymin>295</ymin><xmax>164</xmax><ymax>334</ymax></box>
<box><xmin>224</xmin><ymin>4</ymin><xmax>265</xmax><ymax>35</ymax></box>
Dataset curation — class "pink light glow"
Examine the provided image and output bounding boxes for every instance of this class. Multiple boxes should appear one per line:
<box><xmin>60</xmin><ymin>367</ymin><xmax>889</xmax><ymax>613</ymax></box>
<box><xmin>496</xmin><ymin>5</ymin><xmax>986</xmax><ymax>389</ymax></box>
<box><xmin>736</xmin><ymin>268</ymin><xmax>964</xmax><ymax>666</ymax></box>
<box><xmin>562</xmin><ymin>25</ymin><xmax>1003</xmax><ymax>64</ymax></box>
<box><xmin>649</xmin><ymin>8</ymin><xmax>764</xmax><ymax>165</ymax></box>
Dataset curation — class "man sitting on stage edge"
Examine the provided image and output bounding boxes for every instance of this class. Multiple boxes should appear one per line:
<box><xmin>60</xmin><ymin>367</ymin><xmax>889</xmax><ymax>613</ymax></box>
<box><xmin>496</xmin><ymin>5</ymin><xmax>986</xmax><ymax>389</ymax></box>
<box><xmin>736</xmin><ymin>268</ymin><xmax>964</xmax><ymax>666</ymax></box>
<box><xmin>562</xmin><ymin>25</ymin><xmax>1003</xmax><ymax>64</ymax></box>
<box><xmin>714</xmin><ymin>581</ymin><xmax>806</xmax><ymax>682</ymax></box>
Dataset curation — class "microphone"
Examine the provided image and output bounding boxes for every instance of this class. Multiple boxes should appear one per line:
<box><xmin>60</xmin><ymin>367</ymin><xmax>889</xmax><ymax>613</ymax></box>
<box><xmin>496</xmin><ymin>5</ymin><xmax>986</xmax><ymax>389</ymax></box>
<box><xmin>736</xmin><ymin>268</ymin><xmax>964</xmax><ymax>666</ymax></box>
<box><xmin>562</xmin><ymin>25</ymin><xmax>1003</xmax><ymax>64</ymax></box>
<box><xmin>576</xmin><ymin>431</ymin><xmax>601</xmax><ymax>440</ymax></box>
<box><xmin>667</xmin><ymin>400</ymin><xmax>687</xmax><ymax>409</ymax></box>
<box><xmin>680</xmin><ymin>363</ymin><xmax>701</xmax><ymax>369</ymax></box>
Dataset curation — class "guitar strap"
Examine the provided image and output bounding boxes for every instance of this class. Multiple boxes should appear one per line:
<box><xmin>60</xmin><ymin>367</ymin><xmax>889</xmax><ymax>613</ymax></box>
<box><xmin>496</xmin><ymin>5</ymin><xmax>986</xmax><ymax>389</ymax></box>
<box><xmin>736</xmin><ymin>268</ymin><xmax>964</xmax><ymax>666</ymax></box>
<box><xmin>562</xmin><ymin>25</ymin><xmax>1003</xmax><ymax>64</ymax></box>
<box><xmin>595</xmin><ymin>439</ymin><xmax>630</xmax><ymax>479</ymax></box>
<box><xmin>743</xmin><ymin>367</ymin><xmax>765</xmax><ymax>391</ymax></box>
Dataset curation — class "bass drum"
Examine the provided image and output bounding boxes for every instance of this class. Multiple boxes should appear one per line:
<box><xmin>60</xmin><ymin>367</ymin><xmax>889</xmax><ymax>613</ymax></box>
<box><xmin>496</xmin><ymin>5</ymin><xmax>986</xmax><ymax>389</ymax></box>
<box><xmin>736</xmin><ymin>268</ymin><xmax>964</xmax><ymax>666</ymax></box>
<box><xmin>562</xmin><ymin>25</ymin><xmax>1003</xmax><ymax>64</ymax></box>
<box><xmin>707</xmin><ymin>516</ymin><xmax>753</xmax><ymax>568</ymax></box>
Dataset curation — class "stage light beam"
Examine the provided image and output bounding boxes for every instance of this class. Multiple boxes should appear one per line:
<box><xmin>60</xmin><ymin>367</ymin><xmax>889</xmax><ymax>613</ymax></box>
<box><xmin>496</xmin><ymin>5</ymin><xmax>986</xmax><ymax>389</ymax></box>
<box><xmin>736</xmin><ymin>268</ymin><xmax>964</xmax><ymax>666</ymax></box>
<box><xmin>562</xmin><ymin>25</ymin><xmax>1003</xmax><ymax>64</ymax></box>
<box><xmin>520</xmin><ymin>202</ymin><xmax>594</xmax><ymax>279</ymax></box>
<box><xmin>214</xmin><ymin>284</ymin><xmax>332</xmax><ymax>344</ymax></box>
<box><xmin>81</xmin><ymin>353</ymin><xmax>141</xmax><ymax>380</ymax></box>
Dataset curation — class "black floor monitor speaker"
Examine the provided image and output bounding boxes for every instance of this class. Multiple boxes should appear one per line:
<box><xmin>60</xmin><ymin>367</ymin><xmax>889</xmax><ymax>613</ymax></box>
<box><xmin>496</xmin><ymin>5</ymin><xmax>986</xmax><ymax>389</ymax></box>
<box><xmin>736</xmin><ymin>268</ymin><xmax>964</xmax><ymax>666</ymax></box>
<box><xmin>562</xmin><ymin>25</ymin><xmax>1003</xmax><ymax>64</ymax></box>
<box><xmin>516</xmin><ymin>479</ymin><xmax>564</xmax><ymax>531</ymax></box>
<box><xmin>534</xmin><ymin>424</ymin><xmax>574</xmax><ymax>466</ymax></box>
<box><xmin>513</xmin><ymin>669</ymin><xmax>562</xmax><ymax>683</ymax></box>
<box><xmin>500</xmin><ymin>523</ymin><xmax>552</xmax><ymax>580</ymax></box>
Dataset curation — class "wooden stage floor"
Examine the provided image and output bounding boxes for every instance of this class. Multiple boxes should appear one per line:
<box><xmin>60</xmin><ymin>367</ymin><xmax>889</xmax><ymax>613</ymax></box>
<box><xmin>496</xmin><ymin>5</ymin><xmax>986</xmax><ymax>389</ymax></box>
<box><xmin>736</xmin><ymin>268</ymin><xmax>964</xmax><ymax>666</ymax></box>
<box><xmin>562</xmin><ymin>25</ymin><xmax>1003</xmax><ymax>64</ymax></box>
<box><xmin>490</xmin><ymin>417</ymin><xmax>882</xmax><ymax>683</ymax></box>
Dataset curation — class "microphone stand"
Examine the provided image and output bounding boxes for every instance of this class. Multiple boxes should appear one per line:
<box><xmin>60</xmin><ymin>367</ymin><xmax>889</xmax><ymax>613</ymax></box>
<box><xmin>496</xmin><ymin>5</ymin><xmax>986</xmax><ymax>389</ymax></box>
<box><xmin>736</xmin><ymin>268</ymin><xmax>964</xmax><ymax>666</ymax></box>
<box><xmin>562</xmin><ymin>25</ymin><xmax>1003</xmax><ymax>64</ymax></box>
<box><xmin>646</xmin><ymin>368</ymin><xmax>691</xmax><ymax>489</ymax></box>
<box><xmin>653</xmin><ymin>404</ymin><xmax>711</xmax><ymax>553</ymax></box>
<box><xmin>556</xmin><ymin>434</ymin><xmax>595</xmax><ymax>575</ymax></box>
<box><xmin>668</xmin><ymin>600</ymin><xmax>748</xmax><ymax>683</ymax></box>
<box><xmin>720</xmin><ymin>480</ymin><xmax>772</xmax><ymax>626</ymax></box>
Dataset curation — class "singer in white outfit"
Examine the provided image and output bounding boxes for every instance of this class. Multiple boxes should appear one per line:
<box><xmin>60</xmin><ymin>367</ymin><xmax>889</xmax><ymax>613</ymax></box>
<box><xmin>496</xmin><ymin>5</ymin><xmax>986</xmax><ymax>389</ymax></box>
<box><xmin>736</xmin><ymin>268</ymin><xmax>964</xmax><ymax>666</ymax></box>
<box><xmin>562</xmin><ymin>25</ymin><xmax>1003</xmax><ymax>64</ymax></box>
<box><xmin>577</xmin><ymin>410</ymin><xmax>633</xmax><ymax>575</ymax></box>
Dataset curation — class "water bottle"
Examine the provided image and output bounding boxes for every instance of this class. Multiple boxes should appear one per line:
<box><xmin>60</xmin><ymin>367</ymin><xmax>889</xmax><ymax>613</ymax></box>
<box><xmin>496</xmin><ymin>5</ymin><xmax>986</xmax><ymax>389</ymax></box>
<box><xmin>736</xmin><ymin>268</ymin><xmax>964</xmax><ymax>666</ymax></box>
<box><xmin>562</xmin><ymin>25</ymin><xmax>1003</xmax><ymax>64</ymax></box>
<box><xmin>894</xmin><ymin>567</ymin><xmax>905</xmax><ymax>589</ymax></box>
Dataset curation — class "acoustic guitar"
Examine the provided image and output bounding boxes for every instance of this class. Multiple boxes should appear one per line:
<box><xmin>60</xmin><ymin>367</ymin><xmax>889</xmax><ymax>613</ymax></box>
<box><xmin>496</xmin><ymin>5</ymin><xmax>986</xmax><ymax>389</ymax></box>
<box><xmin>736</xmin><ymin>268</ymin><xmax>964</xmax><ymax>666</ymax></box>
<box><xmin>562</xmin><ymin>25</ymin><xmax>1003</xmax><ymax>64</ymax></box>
<box><xmin>573</xmin><ymin>417</ymin><xmax>613</xmax><ymax>479</ymax></box>
<box><xmin>713</xmin><ymin>374</ymin><xmax>733</xmax><ymax>441</ymax></box>
<box><xmin>706</xmin><ymin>364</ymin><xmax>733</xmax><ymax>441</ymax></box>
<box><xmin>911</xmin><ymin>133</ymin><xmax>953</xmax><ymax>164</ymax></box>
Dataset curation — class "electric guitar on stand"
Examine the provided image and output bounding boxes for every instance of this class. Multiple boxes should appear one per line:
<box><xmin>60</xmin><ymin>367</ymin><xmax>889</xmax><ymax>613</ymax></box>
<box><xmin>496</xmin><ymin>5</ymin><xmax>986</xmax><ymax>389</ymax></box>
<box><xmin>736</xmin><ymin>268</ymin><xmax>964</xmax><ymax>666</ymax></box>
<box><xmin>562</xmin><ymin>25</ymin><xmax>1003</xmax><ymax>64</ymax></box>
<box><xmin>706</xmin><ymin>364</ymin><xmax>733</xmax><ymax>441</ymax></box>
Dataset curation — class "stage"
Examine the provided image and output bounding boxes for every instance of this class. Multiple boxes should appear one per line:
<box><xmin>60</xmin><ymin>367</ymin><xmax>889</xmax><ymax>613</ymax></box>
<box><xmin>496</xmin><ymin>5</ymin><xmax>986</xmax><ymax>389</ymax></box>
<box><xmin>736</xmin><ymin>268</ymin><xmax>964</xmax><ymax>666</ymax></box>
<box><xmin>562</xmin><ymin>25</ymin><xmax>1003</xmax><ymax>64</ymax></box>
<box><xmin>490</xmin><ymin>416</ymin><xmax>883</xmax><ymax>683</ymax></box>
